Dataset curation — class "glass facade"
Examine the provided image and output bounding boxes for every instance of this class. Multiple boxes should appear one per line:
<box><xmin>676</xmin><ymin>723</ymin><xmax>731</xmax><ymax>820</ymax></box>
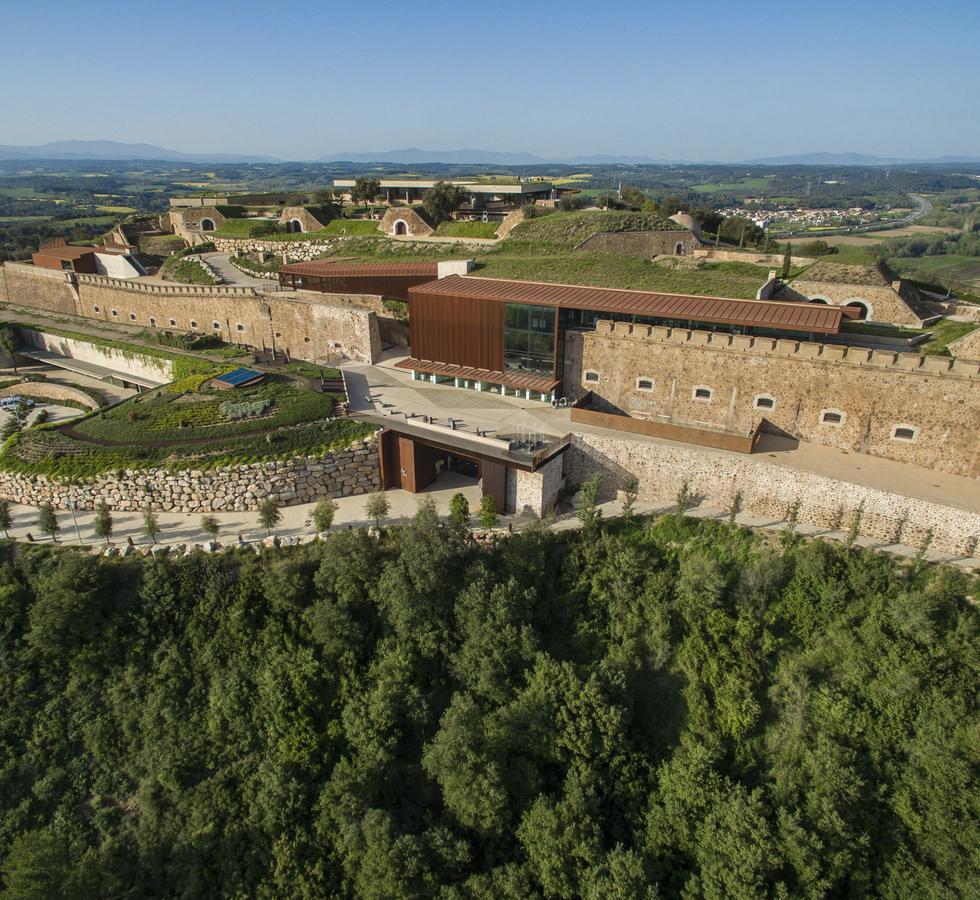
<box><xmin>503</xmin><ymin>303</ymin><xmax>556</xmax><ymax>374</ymax></box>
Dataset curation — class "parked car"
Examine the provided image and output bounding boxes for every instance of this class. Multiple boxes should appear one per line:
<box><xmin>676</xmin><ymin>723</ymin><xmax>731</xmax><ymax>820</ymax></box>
<box><xmin>0</xmin><ymin>396</ymin><xmax>34</xmax><ymax>410</ymax></box>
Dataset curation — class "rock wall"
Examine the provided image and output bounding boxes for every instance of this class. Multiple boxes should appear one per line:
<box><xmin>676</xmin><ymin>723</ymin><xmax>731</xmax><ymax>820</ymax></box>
<box><xmin>0</xmin><ymin>434</ymin><xmax>381</xmax><ymax>513</ymax></box>
<box><xmin>279</xmin><ymin>206</ymin><xmax>328</xmax><ymax>232</ymax></box>
<box><xmin>0</xmin><ymin>262</ymin><xmax>78</xmax><ymax>314</ymax></box>
<box><xmin>778</xmin><ymin>278</ymin><xmax>921</xmax><ymax>325</ymax></box>
<box><xmin>566</xmin><ymin>321</ymin><xmax>980</xmax><ymax>479</ymax></box>
<box><xmin>948</xmin><ymin>326</ymin><xmax>980</xmax><ymax>360</ymax></box>
<box><xmin>564</xmin><ymin>432</ymin><xmax>980</xmax><ymax>558</ymax></box>
<box><xmin>0</xmin><ymin>264</ymin><xmax>383</xmax><ymax>365</ymax></box>
<box><xmin>506</xmin><ymin>454</ymin><xmax>565</xmax><ymax>516</ymax></box>
<box><xmin>0</xmin><ymin>382</ymin><xmax>100</xmax><ymax>409</ymax></box>
<box><xmin>379</xmin><ymin>206</ymin><xmax>433</xmax><ymax>237</ymax></box>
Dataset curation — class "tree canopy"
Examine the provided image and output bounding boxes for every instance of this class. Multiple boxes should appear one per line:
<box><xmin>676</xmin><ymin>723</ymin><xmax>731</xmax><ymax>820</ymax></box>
<box><xmin>0</xmin><ymin>509</ymin><xmax>976</xmax><ymax>898</ymax></box>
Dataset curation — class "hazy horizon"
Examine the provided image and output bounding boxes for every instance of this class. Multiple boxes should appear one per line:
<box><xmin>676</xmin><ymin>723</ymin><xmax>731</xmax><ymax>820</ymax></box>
<box><xmin>1</xmin><ymin>0</ymin><xmax>978</xmax><ymax>161</ymax></box>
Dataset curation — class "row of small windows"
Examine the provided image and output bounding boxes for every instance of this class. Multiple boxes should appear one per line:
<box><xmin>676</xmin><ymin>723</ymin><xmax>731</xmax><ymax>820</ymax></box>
<box><xmin>595</xmin><ymin>372</ymin><xmax>919</xmax><ymax>441</ymax></box>
<box><xmin>93</xmin><ymin>306</ymin><xmax>245</xmax><ymax>333</ymax></box>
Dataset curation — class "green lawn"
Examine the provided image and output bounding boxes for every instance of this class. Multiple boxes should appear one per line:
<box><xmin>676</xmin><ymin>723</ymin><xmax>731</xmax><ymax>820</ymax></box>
<box><xmin>889</xmin><ymin>254</ymin><xmax>980</xmax><ymax>293</ymax></box>
<box><xmin>841</xmin><ymin>318</ymin><xmax>978</xmax><ymax>355</ymax></box>
<box><xmin>433</xmin><ymin>221</ymin><xmax>499</xmax><ymax>239</ymax></box>
<box><xmin>212</xmin><ymin>219</ymin><xmax>282</xmax><ymax>238</ymax></box>
<box><xmin>511</xmin><ymin>210</ymin><xmax>682</xmax><ymax>245</ymax></box>
<box><xmin>319</xmin><ymin>219</ymin><xmax>382</xmax><ymax>236</ymax></box>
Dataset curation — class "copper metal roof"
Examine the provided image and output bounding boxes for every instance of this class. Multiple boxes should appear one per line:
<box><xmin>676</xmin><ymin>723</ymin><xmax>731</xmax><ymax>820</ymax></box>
<box><xmin>33</xmin><ymin>244</ymin><xmax>96</xmax><ymax>261</ymax></box>
<box><xmin>413</xmin><ymin>275</ymin><xmax>851</xmax><ymax>334</ymax></box>
<box><xmin>395</xmin><ymin>358</ymin><xmax>559</xmax><ymax>393</ymax></box>
<box><xmin>280</xmin><ymin>260</ymin><xmax>438</xmax><ymax>277</ymax></box>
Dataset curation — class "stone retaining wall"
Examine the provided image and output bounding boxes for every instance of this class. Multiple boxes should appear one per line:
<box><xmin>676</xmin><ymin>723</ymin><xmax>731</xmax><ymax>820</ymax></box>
<box><xmin>567</xmin><ymin>322</ymin><xmax>980</xmax><ymax>478</ymax></box>
<box><xmin>564</xmin><ymin>433</ymin><xmax>980</xmax><ymax>558</ymax></box>
<box><xmin>0</xmin><ymin>434</ymin><xmax>381</xmax><ymax>513</ymax></box>
<box><xmin>0</xmin><ymin>382</ymin><xmax>99</xmax><ymax>409</ymax></box>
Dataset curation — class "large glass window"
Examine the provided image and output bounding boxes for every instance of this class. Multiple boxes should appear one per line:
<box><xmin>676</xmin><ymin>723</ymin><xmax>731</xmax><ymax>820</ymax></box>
<box><xmin>504</xmin><ymin>303</ymin><xmax>555</xmax><ymax>374</ymax></box>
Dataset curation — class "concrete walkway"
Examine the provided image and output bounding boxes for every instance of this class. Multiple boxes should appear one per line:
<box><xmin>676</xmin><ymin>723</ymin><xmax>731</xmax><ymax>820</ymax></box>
<box><xmin>2</xmin><ymin>473</ymin><xmax>483</xmax><ymax>550</ymax></box>
<box><xmin>200</xmin><ymin>252</ymin><xmax>275</xmax><ymax>288</ymax></box>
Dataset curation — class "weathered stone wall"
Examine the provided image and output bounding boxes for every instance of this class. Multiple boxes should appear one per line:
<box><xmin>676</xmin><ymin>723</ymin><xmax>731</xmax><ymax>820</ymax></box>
<box><xmin>506</xmin><ymin>454</ymin><xmax>565</xmax><ymax>516</ymax></box>
<box><xmin>692</xmin><ymin>249</ymin><xmax>815</xmax><ymax>267</ymax></box>
<box><xmin>495</xmin><ymin>208</ymin><xmax>526</xmax><ymax>239</ymax></box>
<box><xmin>564</xmin><ymin>432</ymin><xmax>980</xmax><ymax>557</ymax></box>
<box><xmin>0</xmin><ymin>434</ymin><xmax>380</xmax><ymax>513</ymax></box>
<box><xmin>0</xmin><ymin>262</ymin><xmax>78</xmax><ymax>314</ymax></box>
<box><xmin>778</xmin><ymin>279</ymin><xmax>920</xmax><ymax>325</ymax></box>
<box><xmin>379</xmin><ymin>206</ymin><xmax>433</xmax><ymax>237</ymax></box>
<box><xmin>574</xmin><ymin>230</ymin><xmax>702</xmax><ymax>257</ymax></box>
<box><xmin>0</xmin><ymin>382</ymin><xmax>100</xmax><ymax>409</ymax></box>
<box><xmin>210</xmin><ymin>236</ymin><xmax>350</xmax><ymax>260</ymax></box>
<box><xmin>565</xmin><ymin>322</ymin><xmax>980</xmax><ymax>478</ymax></box>
<box><xmin>948</xmin><ymin>326</ymin><xmax>980</xmax><ymax>360</ymax></box>
<box><xmin>0</xmin><ymin>264</ymin><xmax>383</xmax><ymax>365</ymax></box>
<box><xmin>279</xmin><ymin>206</ymin><xmax>327</xmax><ymax>232</ymax></box>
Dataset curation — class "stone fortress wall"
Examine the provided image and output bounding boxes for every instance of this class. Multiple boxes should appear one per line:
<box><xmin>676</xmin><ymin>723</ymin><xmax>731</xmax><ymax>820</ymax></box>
<box><xmin>0</xmin><ymin>434</ymin><xmax>381</xmax><ymax>514</ymax></box>
<box><xmin>564</xmin><ymin>432</ymin><xmax>979</xmax><ymax>558</ymax></box>
<box><xmin>564</xmin><ymin>321</ymin><xmax>980</xmax><ymax>479</ymax></box>
<box><xmin>0</xmin><ymin>263</ymin><xmax>383</xmax><ymax>364</ymax></box>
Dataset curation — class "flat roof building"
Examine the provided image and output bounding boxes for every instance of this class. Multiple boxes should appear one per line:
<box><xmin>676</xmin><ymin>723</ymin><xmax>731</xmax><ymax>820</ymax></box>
<box><xmin>401</xmin><ymin>275</ymin><xmax>857</xmax><ymax>400</ymax></box>
<box><xmin>333</xmin><ymin>178</ymin><xmax>558</xmax><ymax>207</ymax></box>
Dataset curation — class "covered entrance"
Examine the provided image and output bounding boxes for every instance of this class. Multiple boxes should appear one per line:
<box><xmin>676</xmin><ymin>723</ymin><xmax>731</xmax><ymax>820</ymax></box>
<box><xmin>378</xmin><ymin>429</ymin><xmax>509</xmax><ymax>513</ymax></box>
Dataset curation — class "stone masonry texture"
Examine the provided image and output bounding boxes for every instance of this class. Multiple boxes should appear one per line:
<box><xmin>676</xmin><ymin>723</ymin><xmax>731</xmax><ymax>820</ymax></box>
<box><xmin>0</xmin><ymin>435</ymin><xmax>381</xmax><ymax>513</ymax></box>
<box><xmin>564</xmin><ymin>432</ymin><xmax>980</xmax><ymax>558</ymax></box>
<box><xmin>565</xmin><ymin>322</ymin><xmax>980</xmax><ymax>479</ymax></box>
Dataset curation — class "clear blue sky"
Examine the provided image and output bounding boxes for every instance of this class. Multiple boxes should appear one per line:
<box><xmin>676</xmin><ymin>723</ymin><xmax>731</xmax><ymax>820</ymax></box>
<box><xmin>1</xmin><ymin>0</ymin><xmax>978</xmax><ymax>161</ymax></box>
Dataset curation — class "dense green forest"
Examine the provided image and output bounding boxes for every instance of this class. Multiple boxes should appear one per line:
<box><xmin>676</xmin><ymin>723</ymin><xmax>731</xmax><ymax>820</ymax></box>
<box><xmin>0</xmin><ymin>507</ymin><xmax>976</xmax><ymax>898</ymax></box>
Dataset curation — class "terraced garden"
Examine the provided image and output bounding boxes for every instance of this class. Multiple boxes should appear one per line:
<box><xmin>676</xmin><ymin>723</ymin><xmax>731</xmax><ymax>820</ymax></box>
<box><xmin>0</xmin><ymin>367</ymin><xmax>375</xmax><ymax>478</ymax></box>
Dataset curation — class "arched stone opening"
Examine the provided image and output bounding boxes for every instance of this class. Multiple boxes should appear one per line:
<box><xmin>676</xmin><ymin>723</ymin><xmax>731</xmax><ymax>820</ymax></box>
<box><xmin>674</xmin><ymin>242</ymin><xmax>685</xmax><ymax>255</ymax></box>
<box><xmin>808</xmin><ymin>297</ymin><xmax>830</xmax><ymax>305</ymax></box>
<box><xmin>287</xmin><ymin>219</ymin><xmax>304</xmax><ymax>233</ymax></box>
<box><xmin>393</xmin><ymin>219</ymin><xmax>408</xmax><ymax>236</ymax></box>
<box><xmin>844</xmin><ymin>299</ymin><xmax>871</xmax><ymax>320</ymax></box>
<box><xmin>200</xmin><ymin>218</ymin><xmax>215</xmax><ymax>232</ymax></box>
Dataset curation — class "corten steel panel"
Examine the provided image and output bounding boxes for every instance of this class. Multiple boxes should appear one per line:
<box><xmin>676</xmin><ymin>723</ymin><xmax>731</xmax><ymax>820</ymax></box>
<box><xmin>411</xmin><ymin>275</ymin><xmax>847</xmax><ymax>334</ymax></box>
<box><xmin>479</xmin><ymin>460</ymin><xmax>507</xmax><ymax>515</ymax></box>
<box><xmin>378</xmin><ymin>429</ymin><xmax>402</xmax><ymax>489</ymax></box>
<box><xmin>408</xmin><ymin>289</ymin><xmax>504</xmax><ymax>372</ymax></box>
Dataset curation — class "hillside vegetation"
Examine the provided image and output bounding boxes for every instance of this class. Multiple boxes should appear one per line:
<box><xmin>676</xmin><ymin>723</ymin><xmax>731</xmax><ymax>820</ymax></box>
<box><xmin>309</xmin><ymin>213</ymin><xmax>774</xmax><ymax>298</ymax></box>
<box><xmin>511</xmin><ymin>210</ymin><xmax>683</xmax><ymax>246</ymax></box>
<box><xmin>0</xmin><ymin>510</ymin><xmax>975</xmax><ymax>898</ymax></box>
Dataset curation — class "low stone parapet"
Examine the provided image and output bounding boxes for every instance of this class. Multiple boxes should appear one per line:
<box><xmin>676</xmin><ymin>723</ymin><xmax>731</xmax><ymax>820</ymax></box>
<box><xmin>0</xmin><ymin>382</ymin><xmax>100</xmax><ymax>409</ymax></box>
<box><xmin>0</xmin><ymin>434</ymin><xmax>380</xmax><ymax>513</ymax></box>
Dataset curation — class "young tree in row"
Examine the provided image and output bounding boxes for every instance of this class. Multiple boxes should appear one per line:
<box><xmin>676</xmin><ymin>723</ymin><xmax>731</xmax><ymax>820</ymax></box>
<box><xmin>477</xmin><ymin>495</ymin><xmax>499</xmax><ymax>531</ymax></box>
<box><xmin>94</xmin><ymin>502</ymin><xmax>113</xmax><ymax>546</ymax></box>
<box><xmin>0</xmin><ymin>498</ymin><xmax>10</xmax><ymax>539</ymax></box>
<box><xmin>448</xmin><ymin>492</ymin><xmax>470</xmax><ymax>530</ymax></box>
<box><xmin>201</xmin><ymin>515</ymin><xmax>220</xmax><ymax>544</ymax></box>
<box><xmin>38</xmin><ymin>504</ymin><xmax>59</xmax><ymax>543</ymax></box>
<box><xmin>258</xmin><ymin>499</ymin><xmax>281</xmax><ymax>537</ymax></box>
<box><xmin>365</xmin><ymin>491</ymin><xmax>390</xmax><ymax>530</ymax></box>
<box><xmin>142</xmin><ymin>505</ymin><xmax>160</xmax><ymax>545</ymax></box>
<box><xmin>312</xmin><ymin>497</ymin><xmax>338</xmax><ymax>533</ymax></box>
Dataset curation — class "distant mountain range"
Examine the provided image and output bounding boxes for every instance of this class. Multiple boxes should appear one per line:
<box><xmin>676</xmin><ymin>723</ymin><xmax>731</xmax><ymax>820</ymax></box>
<box><xmin>742</xmin><ymin>152</ymin><xmax>980</xmax><ymax>166</ymax></box>
<box><xmin>0</xmin><ymin>140</ymin><xmax>279</xmax><ymax>164</ymax></box>
<box><xmin>317</xmin><ymin>148</ymin><xmax>692</xmax><ymax>166</ymax></box>
<box><xmin>0</xmin><ymin>141</ymin><xmax>977</xmax><ymax>168</ymax></box>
